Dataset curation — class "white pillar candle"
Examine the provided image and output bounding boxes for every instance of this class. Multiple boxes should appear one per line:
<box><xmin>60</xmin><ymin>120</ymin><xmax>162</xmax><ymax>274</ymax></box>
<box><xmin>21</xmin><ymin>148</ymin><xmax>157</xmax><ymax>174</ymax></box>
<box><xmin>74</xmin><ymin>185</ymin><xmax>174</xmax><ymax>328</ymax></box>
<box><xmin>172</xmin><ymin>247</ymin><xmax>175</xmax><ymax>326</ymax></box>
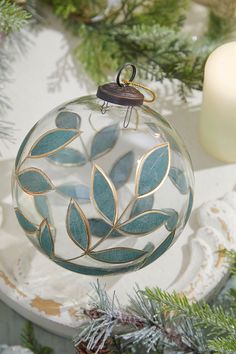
<box><xmin>199</xmin><ymin>42</ymin><xmax>236</xmax><ymax>162</ymax></box>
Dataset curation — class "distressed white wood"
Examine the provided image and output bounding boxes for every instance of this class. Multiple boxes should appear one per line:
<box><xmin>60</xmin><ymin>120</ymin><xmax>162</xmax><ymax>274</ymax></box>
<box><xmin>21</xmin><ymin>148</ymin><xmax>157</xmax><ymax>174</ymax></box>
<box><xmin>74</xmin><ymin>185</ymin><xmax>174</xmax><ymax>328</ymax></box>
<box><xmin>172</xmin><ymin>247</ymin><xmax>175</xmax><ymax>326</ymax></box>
<box><xmin>0</xmin><ymin>345</ymin><xmax>33</xmax><ymax>354</ymax></box>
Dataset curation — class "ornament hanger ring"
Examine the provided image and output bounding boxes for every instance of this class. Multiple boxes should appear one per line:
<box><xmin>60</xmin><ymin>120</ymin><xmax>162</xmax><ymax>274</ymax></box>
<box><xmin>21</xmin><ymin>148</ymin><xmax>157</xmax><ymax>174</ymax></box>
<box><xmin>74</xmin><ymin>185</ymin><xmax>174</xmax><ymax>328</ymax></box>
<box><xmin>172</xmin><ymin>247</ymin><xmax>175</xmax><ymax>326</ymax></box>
<box><xmin>116</xmin><ymin>63</ymin><xmax>137</xmax><ymax>87</ymax></box>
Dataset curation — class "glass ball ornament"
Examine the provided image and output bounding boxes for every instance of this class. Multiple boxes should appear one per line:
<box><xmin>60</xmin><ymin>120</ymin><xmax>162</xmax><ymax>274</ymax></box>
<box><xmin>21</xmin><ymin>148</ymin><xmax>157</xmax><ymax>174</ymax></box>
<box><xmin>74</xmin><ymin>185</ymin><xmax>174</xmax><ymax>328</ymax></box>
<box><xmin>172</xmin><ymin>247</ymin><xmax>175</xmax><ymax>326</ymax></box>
<box><xmin>12</xmin><ymin>64</ymin><xmax>194</xmax><ymax>276</ymax></box>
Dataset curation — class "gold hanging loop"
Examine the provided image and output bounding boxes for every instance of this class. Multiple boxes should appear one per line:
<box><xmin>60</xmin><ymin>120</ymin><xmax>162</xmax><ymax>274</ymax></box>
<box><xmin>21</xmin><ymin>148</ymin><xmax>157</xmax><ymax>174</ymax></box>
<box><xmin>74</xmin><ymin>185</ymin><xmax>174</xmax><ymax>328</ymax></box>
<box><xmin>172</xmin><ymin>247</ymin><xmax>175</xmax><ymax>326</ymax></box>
<box><xmin>123</xmin><ymin>80</ymin><xmax>157</xmax><ymax>103</ymax></box>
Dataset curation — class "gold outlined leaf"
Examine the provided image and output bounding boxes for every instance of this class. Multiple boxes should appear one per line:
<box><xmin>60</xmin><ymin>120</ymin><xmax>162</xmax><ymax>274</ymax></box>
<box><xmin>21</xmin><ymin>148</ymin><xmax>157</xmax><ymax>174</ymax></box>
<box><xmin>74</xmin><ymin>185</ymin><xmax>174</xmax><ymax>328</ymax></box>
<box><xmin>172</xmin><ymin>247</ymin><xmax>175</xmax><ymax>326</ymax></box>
<box><xmin>66</xmin><ymin>199</ymin><xmax>90</xmax><ymax>251</ymax></box>
<box><xmin>135</xmin><ymin>143</ymin><xmax>170</xmax><ymax>198</ymax></box>
<box><xmin>29</xmin><ymin>129</ymin><xmax>80</xmax><ymax>158</ymax></box>
<box><xmin>17</xmin><ymin>168</ymin><xmax>54</xmax><ymax>195</ymax></box>
<box><xmin>91</xmin><ymin>165</ymin><xmax>118</xmax><ymax>224</ymax></box>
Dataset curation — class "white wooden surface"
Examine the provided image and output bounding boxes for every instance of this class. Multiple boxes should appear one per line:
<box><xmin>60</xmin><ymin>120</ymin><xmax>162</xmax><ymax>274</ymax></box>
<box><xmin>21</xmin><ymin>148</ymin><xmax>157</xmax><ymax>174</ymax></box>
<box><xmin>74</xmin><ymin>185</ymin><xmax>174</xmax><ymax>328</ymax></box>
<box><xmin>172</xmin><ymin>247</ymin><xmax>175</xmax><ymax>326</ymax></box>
<box><xmin>0</xmin><ymin>300</ymin><xmax>74</xmax><ymax>353</ymax></box>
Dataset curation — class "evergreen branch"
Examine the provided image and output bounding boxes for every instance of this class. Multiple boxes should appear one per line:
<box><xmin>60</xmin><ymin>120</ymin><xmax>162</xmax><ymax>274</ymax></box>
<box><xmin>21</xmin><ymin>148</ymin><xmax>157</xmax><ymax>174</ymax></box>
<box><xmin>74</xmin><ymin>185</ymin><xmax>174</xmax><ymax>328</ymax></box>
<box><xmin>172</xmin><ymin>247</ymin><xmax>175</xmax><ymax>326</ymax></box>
<box><xmin>74</xmin><ymin>282</ymin><xmax>211</xmax><ymax>354</ymax></box>
<box><xmin>209</xmin><ymin>336</ymin><xmax>236</xmax><ymax>353</ymax></box>
<box><xmin>113</xmin><ymin>23</ymin><xmax>207</xmax><ymax>90</ymax></box>
<box><xmin>132</xmin><ymin>0</ymin><xmax>189</xmax><ymax>29</ymax></box>
<box><xmin>0</xmin><ymin>0</ymin><xmax>32</xmax><ymax>128</ymax></box>
<box><xmin>42</xmin><ymin>0</ymin><xmax>206</xmax><ymax>97</ymax></box>
<box><xmin>206</xmin><ymin>11</ymin><xmax>234</xmax><ymax>40</ymax></box>
<box><xmin>21</xmin><ymin>321</ymin><xmax>54</xmax><ymax>354</ymax></box>
<box><xmin>0</xmin><ymin>0</ymin><xmax>31</xmax><ymax>34</ymax></box>
<box><xmin>145</xmin><ymin>287</ymin><xmax>236</xmax><ymax>338</ymax></box>
<box><xmin>225</xmin><ymin>250</ymin><xmax>236</xmax><ymax>277</ymax></box>
<box><xmin>41</xmin><ymin>0</ymin><xmax>234</xmax><ymax>99</ymax></box>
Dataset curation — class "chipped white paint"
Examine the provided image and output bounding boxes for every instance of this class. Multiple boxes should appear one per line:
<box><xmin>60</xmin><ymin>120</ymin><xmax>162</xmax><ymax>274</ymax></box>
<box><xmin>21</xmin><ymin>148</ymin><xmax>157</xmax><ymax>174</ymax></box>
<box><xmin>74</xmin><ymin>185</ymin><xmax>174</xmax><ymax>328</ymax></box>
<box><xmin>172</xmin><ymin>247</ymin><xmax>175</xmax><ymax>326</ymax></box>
<box><xmin>178</xmin><ymin>192</ymin><xmax>236</xmax><ymax>301</ymax></box>
<box><xmin>0</xmin><ymin>346</ymin><xmax>33</xmax><ymax>354</ymax></box>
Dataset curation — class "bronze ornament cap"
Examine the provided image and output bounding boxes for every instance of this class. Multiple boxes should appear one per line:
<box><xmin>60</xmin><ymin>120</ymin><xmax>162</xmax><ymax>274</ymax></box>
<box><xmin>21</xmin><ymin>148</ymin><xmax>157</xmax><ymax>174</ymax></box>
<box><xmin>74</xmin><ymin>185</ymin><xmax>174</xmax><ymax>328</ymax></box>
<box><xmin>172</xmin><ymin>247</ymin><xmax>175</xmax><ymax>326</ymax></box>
<box><xmin>96</xmin><ymin>82</ymin><xmax>144</xmax><ymax>106</ymax></box>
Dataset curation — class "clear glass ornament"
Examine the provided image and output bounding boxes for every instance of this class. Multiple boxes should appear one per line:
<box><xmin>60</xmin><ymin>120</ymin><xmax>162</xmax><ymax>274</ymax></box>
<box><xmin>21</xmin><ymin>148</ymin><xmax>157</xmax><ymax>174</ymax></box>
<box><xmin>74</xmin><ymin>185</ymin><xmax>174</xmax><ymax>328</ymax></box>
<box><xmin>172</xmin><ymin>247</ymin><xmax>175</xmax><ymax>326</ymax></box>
<box><xmin>12</xmin><ymin>66</ymin><xmax>194</xmax><ymax>276</ymax></box>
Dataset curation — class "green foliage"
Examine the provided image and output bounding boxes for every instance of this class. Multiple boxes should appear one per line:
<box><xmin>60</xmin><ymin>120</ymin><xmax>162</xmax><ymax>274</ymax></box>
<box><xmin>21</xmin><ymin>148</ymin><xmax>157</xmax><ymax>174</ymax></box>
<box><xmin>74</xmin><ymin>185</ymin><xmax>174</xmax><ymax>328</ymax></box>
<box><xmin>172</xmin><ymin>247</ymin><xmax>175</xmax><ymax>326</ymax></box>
<box><xmin>0</xmin><ymin>0</ymin><xmax>31</xmax><ymax>34</ymax></box>
<box><xmin>21</xmin><ymin>322</ymin><xmax>54</xmax><ymax>354</ymax></box>
<box><xmin>209</xmin><ymin>336</ymin><xmax>236</xmax><ymax>353</ymax></box>
<box><xmin>74</xmin><ymin>25</ymin><xmax>121</xmax><ymax>82</ymax></box>
<box><xmin>206</xmin><ymin>11</ymin><xmax>234</xmax><ymax>40</ymax></box>
<box><xmin>42</xmin><ymin>0</ymin><xmax>107</xmax><ymax>20</ymax></box>
<box><xmin>114</xmin><ymin>23</ymin><xmax>205</xmax><ymax>90</ymax></box>
<box><xmin>146</xmin><ymin>287</ymin><xmax>236</xmax><ymax>337</ymax></box>
<box><xmin>226</xmin><ymin>250</ymin><xmax>236</xmax><ymax>276</ymax></box>
<box><xmin>41</xmin><ymin>0</ymin><xmax>233</xmax><ymax>97</ymax></box>
<box><xmin>75</xmin><ymin>253</ymin><xmax>236</xmax><ymax>354</ymax></box>
<box><xmin>0</xmin><ymin>0</ymin><xmax>31</xmax><ymax>140</ymax></box>
<box><xmin>133</xmin><ymin>0</ymin><xmax>189</xmax><ymax>29</ymax></box>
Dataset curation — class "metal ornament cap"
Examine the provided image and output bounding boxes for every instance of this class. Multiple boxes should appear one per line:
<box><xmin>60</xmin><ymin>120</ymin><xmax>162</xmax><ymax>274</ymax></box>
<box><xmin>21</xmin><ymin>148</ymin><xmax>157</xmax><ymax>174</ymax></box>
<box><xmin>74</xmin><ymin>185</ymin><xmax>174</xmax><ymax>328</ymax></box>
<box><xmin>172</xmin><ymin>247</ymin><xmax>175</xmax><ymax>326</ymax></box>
<box><xmin>96</xmin><ymin>82</ymin><xmax>144</xmax><ymax>106</ymax></box>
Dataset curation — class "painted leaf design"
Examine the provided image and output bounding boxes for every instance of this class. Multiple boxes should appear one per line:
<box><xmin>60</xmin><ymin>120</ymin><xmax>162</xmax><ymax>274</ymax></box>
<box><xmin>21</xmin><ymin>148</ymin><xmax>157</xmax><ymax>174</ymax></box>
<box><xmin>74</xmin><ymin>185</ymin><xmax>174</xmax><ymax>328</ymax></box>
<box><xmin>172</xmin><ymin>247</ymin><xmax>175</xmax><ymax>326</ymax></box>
<box><xmin>90</xmin><ymin>124</ymin><xmax>119</xmax><ymax>160</ymax></box>
<box><xmin>119</xmin><ymin>210</ymin><xmax>169</xmax><ymax>235</ymax></box>
<box><xmin>163</xmin><ymin>208</ymin><xmax>179</xmax><ymax>231</ymax></box>
<box><xmin>130</xmin><ymin>194</ymin><xmax>154</xmax><ymax>218</ymax></box>
<box><xmin>109</xmin><ymin>151</ymin><xmax>134</xmax><ymax>189</ymax></box>
<box><xmin>55</xmin><ymin>111</ymin><xmax>81</xmax><ymax>129</ymax></box>
<box><xmin>15</xmin><ymin>123</ymin><xmax>37</xmax><ymax>170</ymax></box>
<box><xmin>89</xmin><ymin>218</ymin><xmax>122</xmax><ymax>238</ymax></box>
<box><xmin>140</xmin><ymin>231</ymin><xmax>175</xmax><ymax>268</ymax></box>
<box><xmin>47</xmin><ymin>148</ymin><xmax>87</xmax><ymax>166</ymax></box>
<box><xmin>17</xmin><ymin>168</ymin><xmax>54</xmax><ymax>195</ymax></box>
<box><xmin>135</xmin><ymin>143</ymin><xmax>170</xmax><ymax>197</ymax></box>
<box><xmin>34</xmin><ymin>195</ymin><xmax>52</xmax><ymax>224</ymax></box>
<box><xmin>15</xmin><ymin>208</ymin><xmax>37</xmax><ymax>233</ymax></box>
<box><xmin>57</xmin><ymin>183</ymin><xmax>90</xmax><ymax>203</ymax></box>
<box><xmin>38</xmin><ymin>219</ymin><xmax>54</xmax><ymax>257</ymax></box>
<box><xmin>55</xmin><ymin>258</ymin><xmax>139</xmax><ymax>276</ymax></box>
<box><xmin>169</xmin><ymin>167</ymin><xmax>188</xmax><ymax>194</ymax></box>
<box><xmin>29</xmin><ymin>129</ymin><xmax>80</xmax><ymax>158</ymax></box>
<box><xmin>92</xmin><ymin>165</ymin><xmax>118</xmax><ymax>223</ymax></box>
<box><xmin>66</xmin><ymin>199</ymin><xmax>90</xmax><ymax>251</ymax></box>
<box><xmin>90</xmin><ymin>247</ymin><xmax>147</xmax><ymax>264</ymax></box>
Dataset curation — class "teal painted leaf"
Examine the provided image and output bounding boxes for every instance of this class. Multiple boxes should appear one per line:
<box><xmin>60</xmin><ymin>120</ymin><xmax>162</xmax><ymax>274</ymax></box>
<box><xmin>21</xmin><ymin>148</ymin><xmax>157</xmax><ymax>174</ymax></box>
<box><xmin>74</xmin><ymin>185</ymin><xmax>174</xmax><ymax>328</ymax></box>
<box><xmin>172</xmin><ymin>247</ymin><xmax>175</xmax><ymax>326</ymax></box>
<box><xmin>90</xmin><ymin>247</ymin><xmax>147</xmax><ymax>264</ymax></box>
<box><xmin>47</xmin><ymin>148</ymin><xmax>87</xmax><ymax>166</ymax></box>
<box><xmin>17</xmin><ymin>168</ymin><xmax>54</xmax><ymax>195</ymax></box>
<box><xmin>15</xmin><ymin>123</ymin><xmax>37</xmax><ymax>170</ymax></box>
<box><xmin>169</xmin><ymin>167</ymin><xmax>188</xmax><ymax>194</ymax></box>
<box><xmin>130</xmin><ymin>194</ymin><xmax>154</xmax><ymax>218</ymax></box>
<box><xmin>109</xmin><ymin>151</ymin><xmax>134</xmax><ymax>189</ymax></box>
<box><xmin>184</xmin><ymin>187</ymin><xmax>194</xmax><ymax>226</ymax></box>
<box><xmin>163</xmin><ymin>208</ymin><xmax>179</xmax><ymax>231</ymax></box>
<box><xmin>57</xmin><ymin>183</ymin><xmax>90</xmax><ymax>203</ymax></box>
<box><xmin>55</xmin><ymin>111</ymin><xmax>81</xmax><ymax>129</ymax></box>
<box><xmin>55</xmin><ymin>258</ymin><xmax>140</xmax><ymax>276</ymax></box>
<box><xmin>89</xmin><ymin>218</ymin><xmax>122</xmax><ymax>238</ymax></box>
<box><xmin>34</xmin><ymin>195</ymin><xmax>52</xmax><ymax>224</ymax></box>
<box><xmin>38</xmin><ymin>219</ymin><xmax>54</xmax><ymax>257</ymax></box>
<box><xmin>119</xmin><ymin>210</ymin><xmax>169</xmax><ymax>235</ymax></box>
<box><xmin>15</xmin><ymin>208</ymin><xmax>37</xmax><ymax>233</ymax></box>
<box><xmin>92</xmin><ymin>165</ymin><xmax>118</xmax><ymax>223</ymax></box>
<box><xmin>66</xmin><ymin>199</ymin><xmax>90</xmax><ymax>251</ymax></box>
<box><xmin>136</xmin><ymin>143</ymin><xmax>170</xmax><ymax>197</ymax></box>
<box><xmin>140</xmin><ymin>231</ymin><xmax>175</xmax><ymax>268</ymax></box>
<box><xmin>90</xmin><ymin>124</ymin><xmax>119</xmax><ymax>160</ymax></box>
<box><xmin>30</xmin><ymin>129</ymin><xmax>80</xmax><ymax>158</ymax></box>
